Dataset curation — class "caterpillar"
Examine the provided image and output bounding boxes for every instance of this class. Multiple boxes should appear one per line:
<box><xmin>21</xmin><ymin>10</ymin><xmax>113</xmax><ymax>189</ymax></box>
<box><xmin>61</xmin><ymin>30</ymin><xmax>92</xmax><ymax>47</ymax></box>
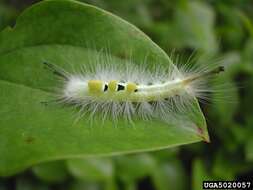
<box><xmin>43</xmin><ymin>52</ymin><xmax>224</xmax><ymax>124</ymax></box>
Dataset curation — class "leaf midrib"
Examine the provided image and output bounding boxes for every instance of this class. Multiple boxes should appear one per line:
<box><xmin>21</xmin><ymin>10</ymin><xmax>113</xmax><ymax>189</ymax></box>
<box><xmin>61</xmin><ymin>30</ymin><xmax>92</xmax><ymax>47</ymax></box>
<box><xmin>0</xmin><ymin>79</ymin><xmax>53</xmax><ymax>95</ymax></box>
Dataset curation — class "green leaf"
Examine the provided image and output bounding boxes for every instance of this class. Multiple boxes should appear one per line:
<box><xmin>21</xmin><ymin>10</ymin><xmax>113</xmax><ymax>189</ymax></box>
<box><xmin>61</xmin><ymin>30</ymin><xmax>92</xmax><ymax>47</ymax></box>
<box><xmin>32</xmin><ymin>161</ymin><xmax>68</xmax><ymax>183</ymax></box>
<box><xmin>79</xmin><ymin>0</ymin><xmax>153</xmax><ymax>28</ymax></box>
<box><xmin>68</xmin><ymin>180</ymin><xmax>101</xmax><ymax>190</ymax></box>
<box><xmin>16</xmin><ymin>176</ymin><xmax>50</xmax><ymax>190</ymax></box>
<box><xmin>0</xmin><ymin>2</ymin><xmax>18</xmax><ymax>31</ymax></box>
<box><xmin>67</xmin><ymin>157</ymin><xmax>115</xmax><ymax>190</ymax></box>
<box><xmin>115</xmin><ymin>154</ymin><xmax>155</xmax><ymax>182</ymax></box>
<box><xmin>216</xmin><ymin>3</ymin><xmax>245</xmax><ymax>49</ymax></box>
<box><xmin>174</xmin><ymin>1</ymin><xmax>218</xmax><ymax>53</ymax></box>
<box><xmin>246</xmin><ymin>138</ymin><xmax>253</xmax><ymax>161</ymax></box>
<box><xmin>67</xmin><ymin>158</ymin><xmax>113</xmax><ymax>181</ymax></box>
<box><xmin>192</xmin><ymin>159</ymin><xmax>214</xmax><ymax>190</ymax></box>
<box><xmin>152</xmin><ymin>161</ymin><xmax>186</xmax><ymax>190</ymax></box>
<box><xmin>212</xmin><ymin>152</ymin><xmax>235</xmax><ymax>179</ymax></box>
<box><xmin>0</xmin><ymin>0</ymin><xmax>208</xmax><ymax>176</ymax></box>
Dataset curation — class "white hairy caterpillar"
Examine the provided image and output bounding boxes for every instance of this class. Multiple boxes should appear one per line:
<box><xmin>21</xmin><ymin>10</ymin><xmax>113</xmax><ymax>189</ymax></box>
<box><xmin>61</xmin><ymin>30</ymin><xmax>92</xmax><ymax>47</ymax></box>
<box><xmin>43</xmin><ymin>52</ymin><xmax>225</xmax><ymax>124</ymax></box>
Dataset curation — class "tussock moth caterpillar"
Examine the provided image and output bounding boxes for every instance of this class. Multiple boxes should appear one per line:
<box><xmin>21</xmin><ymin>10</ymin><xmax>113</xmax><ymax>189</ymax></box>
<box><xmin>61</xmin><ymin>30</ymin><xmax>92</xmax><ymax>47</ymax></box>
<box><xmin>42</xmin><ymin>51</ymin><xmax>225</xmax><ymax>125</ymax></box>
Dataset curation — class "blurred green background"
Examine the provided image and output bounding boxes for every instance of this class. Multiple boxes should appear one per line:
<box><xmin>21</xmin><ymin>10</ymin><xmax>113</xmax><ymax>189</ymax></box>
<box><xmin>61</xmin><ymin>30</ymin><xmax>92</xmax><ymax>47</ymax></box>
<box><xmin>0</xmin><ymin>0</ymin><xmax>253</xmax><ymax>189</ymax></box>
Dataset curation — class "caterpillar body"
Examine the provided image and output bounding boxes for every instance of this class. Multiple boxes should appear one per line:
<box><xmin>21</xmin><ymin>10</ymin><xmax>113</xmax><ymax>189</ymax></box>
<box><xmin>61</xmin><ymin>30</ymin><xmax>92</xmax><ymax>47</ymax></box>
<box><xmin>43</xmin><ymin>54</ymin><xmax>224</xmax><ymax>124</ymax></box>
<box><xmin>63</xmin><ymin>66</ymin><xmax>224</xmax><ymax>103</ymax></box>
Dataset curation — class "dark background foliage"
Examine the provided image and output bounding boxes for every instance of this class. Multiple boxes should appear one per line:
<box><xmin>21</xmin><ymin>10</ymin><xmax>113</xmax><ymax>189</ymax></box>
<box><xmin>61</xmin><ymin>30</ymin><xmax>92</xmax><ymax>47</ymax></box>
<box><xmin>0</xmin><ymin>0</ymin><xmax>253</xmax><ymax>189</ymax></box>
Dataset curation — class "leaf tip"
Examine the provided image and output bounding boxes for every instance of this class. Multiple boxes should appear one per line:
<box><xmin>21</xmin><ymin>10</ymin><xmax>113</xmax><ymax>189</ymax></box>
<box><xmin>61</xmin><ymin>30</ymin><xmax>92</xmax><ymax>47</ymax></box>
<box><xmin>197</xmin><ymin>127</ymin><xmax>210</xmax><ymax>143</ymax></box>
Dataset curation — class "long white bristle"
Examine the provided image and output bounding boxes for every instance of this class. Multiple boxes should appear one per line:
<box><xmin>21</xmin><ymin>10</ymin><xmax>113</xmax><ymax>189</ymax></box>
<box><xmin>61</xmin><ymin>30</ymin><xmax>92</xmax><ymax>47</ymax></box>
<box><xmin>43</xmin><ymin>51</ymin><xmax>225</xmax><ymax>126</ymax></box>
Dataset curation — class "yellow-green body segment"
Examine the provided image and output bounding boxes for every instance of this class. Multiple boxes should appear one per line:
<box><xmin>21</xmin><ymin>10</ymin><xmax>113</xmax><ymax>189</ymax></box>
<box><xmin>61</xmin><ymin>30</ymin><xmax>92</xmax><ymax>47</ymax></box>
<box><xmin>87</xmin><ymin>79</ymin><xmax>187</xmax><ymax>102</ymax></box>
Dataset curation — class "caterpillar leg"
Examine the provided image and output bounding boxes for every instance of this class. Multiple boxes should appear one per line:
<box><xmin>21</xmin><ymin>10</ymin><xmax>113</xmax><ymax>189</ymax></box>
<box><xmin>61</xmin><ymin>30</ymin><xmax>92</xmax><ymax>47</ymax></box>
<box><xmin>43</xmin><ymin>61</ymin><xmax>68</xmax><ymax>80</ymax></box>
